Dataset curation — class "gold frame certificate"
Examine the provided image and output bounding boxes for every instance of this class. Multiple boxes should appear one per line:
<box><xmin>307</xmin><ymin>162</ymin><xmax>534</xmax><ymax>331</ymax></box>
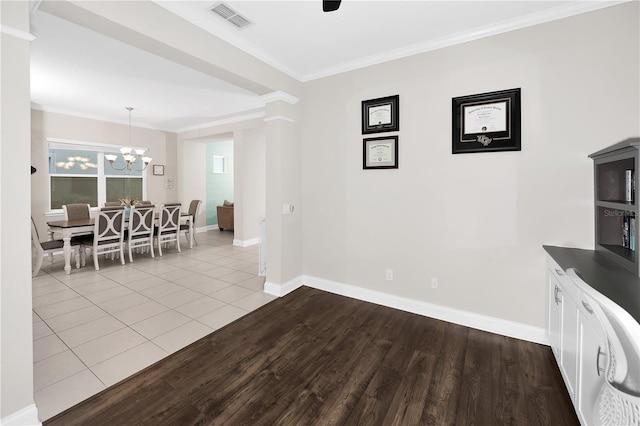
<box><xmin>363</xmin><ymin>136</ymin><xmax>398</xmax><ymax>169</ymax></box>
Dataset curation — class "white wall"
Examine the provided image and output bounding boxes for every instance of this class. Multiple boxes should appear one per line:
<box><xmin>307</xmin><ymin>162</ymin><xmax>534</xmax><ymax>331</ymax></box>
<box><xmin>182</xmin><ymin>139</ymin><xmax>208</xmax><ymax>229</ymax></box>
<box><xmin>31</xmin><ymin>110</ymin><xmax>178</xmax><ymax>233</ymax></box>
<box><xmin>179</xmin><ymin>118</ymin><xmax>266</xmax><ymax>244</ymax></box>
<box><xmin>235</xmin><ymin>127</ymin><xmax>266</xmax><ymax>243</ymax></box>
<box><xmin>205</xmin><ymin>139</ymin><xmax>234</xmax><ymax>226</ymax></box>
<box><xmin>300</xmin><ymin>3</ymin><xmax>640</xmax><ymax>329</ymax></box>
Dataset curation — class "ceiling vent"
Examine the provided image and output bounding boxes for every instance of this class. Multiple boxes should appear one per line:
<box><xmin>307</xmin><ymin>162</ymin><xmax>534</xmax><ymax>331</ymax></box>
<box><xmin>211</xmin><ymin>3</ymin><xmax>252</xmax><ymax>29</ymax></box>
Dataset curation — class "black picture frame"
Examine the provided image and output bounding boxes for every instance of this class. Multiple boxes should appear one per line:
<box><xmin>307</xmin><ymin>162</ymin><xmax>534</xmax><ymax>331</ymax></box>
<box><xmin>362</xmin><ymin>95</ymin><xmax>399</xmax><ymax>134</ymax></box>
<box><xmin>452</xmin><ymin>88</ymin><xmax>521</xmax><ymax>154</ymax></box>
<box><xmin>363</xmin><ymin>136</ymin><xmax>398</xmax><ymax>169</ymax></box>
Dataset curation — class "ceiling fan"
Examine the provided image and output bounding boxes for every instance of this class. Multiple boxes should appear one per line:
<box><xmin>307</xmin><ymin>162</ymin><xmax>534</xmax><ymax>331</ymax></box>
<box><xmin>323</xmin><ymin>0</ymin><xmax>342</xmax><ymax>12</ymax></box>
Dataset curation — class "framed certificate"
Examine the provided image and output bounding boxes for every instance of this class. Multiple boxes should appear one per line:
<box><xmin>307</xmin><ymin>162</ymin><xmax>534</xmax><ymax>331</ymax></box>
<box><xmin>362</xmin><ymin>95</ymin><xmax>399</xmax><ymax>134</ymax></box>
<box><xmin>153</xmin><ymin>164</ymin><xmax>164</xmax><ymax>175</ymax></box>
<box><xmin>363</xmin><ymin>136</ymin><xmax>398</xmax><ymax>169</ymax></box>
<box><xmin>452</xmin><ymin>88</ymin><xmax>521</xmax><ymax>154</ymax></box>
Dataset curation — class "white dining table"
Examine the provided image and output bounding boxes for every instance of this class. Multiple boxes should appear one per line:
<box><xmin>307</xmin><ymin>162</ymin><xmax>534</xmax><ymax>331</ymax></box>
<box><xmin>47</xmin><ymin>213</ymin><xmax>193</xmax><ymax>274</ymax></box>
<box><xmin>47</xmin><ymin>218</ymin><xmax>94</xmax><ymax>275</ymax></box>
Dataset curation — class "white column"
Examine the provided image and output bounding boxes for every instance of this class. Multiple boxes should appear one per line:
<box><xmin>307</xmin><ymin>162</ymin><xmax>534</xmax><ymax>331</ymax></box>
<box><xmin>0</xmin><ymin>2</ymin><xmax>41</xmax><ymax>424</ymax></box>
<box><xmin>262</xmin><ymin>93</ymin><xmax>303</xmax><ymax>292</ymax></box>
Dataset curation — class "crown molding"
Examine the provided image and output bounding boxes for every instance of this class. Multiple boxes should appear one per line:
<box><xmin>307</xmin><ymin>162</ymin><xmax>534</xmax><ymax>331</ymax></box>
<box><xmin>259</xmin><ymin>91</ymin><xmax>299</xmax><ymax>105</ymax></box>
<box><xmin>175</xmin><ymin>109</ymin><xmax>266</xmax><ymax>134</ymax></box>
<box><xmin>31</xmin><ymin>104</ymin><xmax>266</xmax><ymax>134</ymax></box>
<box><xmin>153</xmin><ymin>0</ymin><xmax>629</xmax><ymax>85</ymax></box>
<box><xmin>301</xmin><ymin>1</ymin><xmax>628</xmax><ymax>81</ymax></box>
<box><xmin>30</xmin><ymin>104</ymin><xmax>174</xmax><ymax>132</ymax></box>
<box><xmin>264</xmin><ymin>115</ymin><xmax>295</xmax><ymax>123</ymax></box>
<box><xmin>156</xmin><ymin>0</ymin><xmax>628</xmax><ymax>83</ymax></box>
<box><xmin>0</xmin><ymin>25</ymin><xmax>35</xmax><ymax>42</ymax></box>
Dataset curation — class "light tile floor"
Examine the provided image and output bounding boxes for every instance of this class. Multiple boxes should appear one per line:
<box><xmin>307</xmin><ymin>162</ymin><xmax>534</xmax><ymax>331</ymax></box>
<box><xmin>32</xmin><ymin>230</ymin><xmax>275</xmax><ymax>421</ymax></box>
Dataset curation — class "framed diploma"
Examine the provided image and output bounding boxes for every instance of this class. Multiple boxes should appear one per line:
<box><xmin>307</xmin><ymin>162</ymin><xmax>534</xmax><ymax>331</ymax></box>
<box><xmin>362</xmin><ymin>95</ymin><xmax>399</xmax><ymax>134</ymax></box>
<box><xmin>452</xmin><ymin>88</ymin><xmax>521</xmax><ymax>154</ymax></box>
<box><xmin>363</xmin><ymin>136</ymin><xmax>398</xmax><ymax>169</ymax></box>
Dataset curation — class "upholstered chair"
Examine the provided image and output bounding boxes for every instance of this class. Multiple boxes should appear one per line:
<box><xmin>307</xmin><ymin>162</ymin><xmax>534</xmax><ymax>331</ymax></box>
<box><xmin>180</xmin><ymin>199</ymin><xmax>202</xmax><ymax>248</ymax></box>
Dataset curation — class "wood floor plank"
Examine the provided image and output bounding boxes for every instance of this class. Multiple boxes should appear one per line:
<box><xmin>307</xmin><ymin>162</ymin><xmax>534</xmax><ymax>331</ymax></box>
<box><xmin>343</xmin><ymin>312</ymin><xmax>429</xmax><ymax>425</ymax></box>
<box><xmin>420</xmin><ymin>322</ymin><xmax>469</xmax><ymax>425</ymax></box>
<box><xmin>44</xmin><ymin>287</ymin><xmax>579</xmax><ymax>426</ymax></box>
<box><xmin>456</xmin><ymin>328</ymin><xmax>496</xmax><ymax>425</ymax></box>
<box><xmin>383</xmin><ymin>349</ymin><xmax>438</xmax><ymax>426</ymax></box>
<box><xmin>195</xmin><ymin>292</ymin><xmax>367</xmax><ymax>422</ymax></box>
<box><xmin>269</xmin><ymin>301</ymin><xmax>387</xmax><ymax>425</ymax></box>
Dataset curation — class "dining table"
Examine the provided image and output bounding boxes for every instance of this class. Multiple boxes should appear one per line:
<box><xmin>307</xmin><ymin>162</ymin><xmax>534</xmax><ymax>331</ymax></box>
<box><xmin>47</xmin><ymin>212</ymin><xmax>194</xmax><ymax>274</ymax></box>
<box><xmin>47</xmin><ymin>218</ymin><xmax>94</xmax><ymax>275</ymax></box>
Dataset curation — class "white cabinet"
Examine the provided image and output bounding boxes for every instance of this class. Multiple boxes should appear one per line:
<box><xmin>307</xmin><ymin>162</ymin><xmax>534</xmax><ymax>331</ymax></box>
<box><xmin>547</xmin><ymin>258</ymin><xmax>640</xmax><ymax>425</ymax></box>
<box><xmin>577</xmin><ymin>294</ymin><xmax>607</xmax><ymax>425</ymax></box>
<box><xmin>548</xmin><ymin>273</ymin><xmax>562</xmax><ymax>359</ymax></box>
<box><xmin>548</xmin><ymin>258</ymin><xmax>579</xmax><ymax>403</ymax></box>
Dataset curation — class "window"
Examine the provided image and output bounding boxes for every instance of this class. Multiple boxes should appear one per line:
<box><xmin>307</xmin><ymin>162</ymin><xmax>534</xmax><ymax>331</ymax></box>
<box><xmin>212</xmin><ymin>155</ymin><xmax>229</xmax><ymax>174</ymax></box>
<box><xmin>48</xmin><ymin>140</ymin><xmax>146</xmax><ymax>210</ymax></box>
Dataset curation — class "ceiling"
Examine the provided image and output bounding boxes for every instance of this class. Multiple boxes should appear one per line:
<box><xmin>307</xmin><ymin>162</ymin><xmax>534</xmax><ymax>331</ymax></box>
<box><xmin>29</xmin><ymin>0</ymin><xmax>624</xmax><ymax>132</ymax></box>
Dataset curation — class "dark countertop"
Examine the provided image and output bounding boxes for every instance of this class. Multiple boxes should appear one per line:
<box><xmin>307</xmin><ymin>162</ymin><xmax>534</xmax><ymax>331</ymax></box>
<box><xmin>544</xmin><ymin>245</ymin><xmax>640</xmax><ymax>325</ymax></box>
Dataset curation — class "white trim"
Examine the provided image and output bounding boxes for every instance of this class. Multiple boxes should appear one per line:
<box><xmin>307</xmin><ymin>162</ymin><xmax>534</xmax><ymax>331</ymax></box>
<box><xmin>33</xmin><ymin>105</ymin><xmax>266</xmax><ymax>134</ymax></box>
<box><xmin>264</xmin><ymin>277</ymin><xmax>304</xmax><ymax>297</ymax></box>
<box><xmin>300</xmin><ymin>1</ymin><xmax>629</xmax><ymax>82</ymax></box>
<box><xmin>31</xmin><ymin>104</ymin><xmax>174</xmax><ymax>132</ymax></box>
<box><xmin>194</xmin><ymin>225</ymin><xmax>209</xmax><ymax>234</ymax></box>
<box><xmin>233</xmin><ymin>237</ymin><xmax>259</xmax><ymax>247</ymax></box>
<box><xmin>0</xmin><ymin>25</ymin><xmax>35</xmax><ymax>42</ymax></box>
<box><xmin>175</xmin><ymin>109</ymin><xmax>265</xmax><ymax>133</ymax></box>
<box><xmin>266</xmin><ymin>275</ymin><xmax>548</xmax><ymax>345</ymax></box>
<box><xmin>30</xmin><ymin>0</ymin><xmax>44</xmax><ymax>15</ymax></box>
<box><xmin>259</xmin><ymin>91</ymin><xmax>300</xmax><ymax>105</ymax></box>
<box><xmin>153</xmin><ymin>0</ymin><xmax>627</xmax><ymax>83</ymax></box>
<box><xmin>48</xmin><ymin>137</ymin><xmax>148</xmax><ymax>152</ymax></box>
<box><xmin>263</xmin><ymin>116</ymin><xmax>294</xmax><ymax>123</ymax></box>
<box><xmin>1</xmin><ymin>404</ymin><xmax>41</xmax><ymax>426</ymax></box>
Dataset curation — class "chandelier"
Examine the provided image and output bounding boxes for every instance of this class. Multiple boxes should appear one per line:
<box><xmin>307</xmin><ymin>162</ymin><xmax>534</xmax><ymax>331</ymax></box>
<box><xmin>105</xmin><ymin>107</ymin><xmax>152</xmax><ymax>171</ymax></box>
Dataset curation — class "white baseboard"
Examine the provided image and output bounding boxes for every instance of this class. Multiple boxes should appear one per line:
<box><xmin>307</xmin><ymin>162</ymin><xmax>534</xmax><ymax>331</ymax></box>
<box><xmin>265</xmin><ymin>274</ymin><xmax>548</xmax><ymax>345</ymax></box>
<box><xmin>233</xmin><ymin>237</ymin><xmax>259</xmax><ymax>247</ymax></box>
<box><xmin>195</xmin><ymin>225</ymin><xmax>210</xmax><ymax>234</ymax></box>
<box><xmin>1</xmin><ymin>404</ymin><xmax>41</xmax><ymax>425</ymax></box>
<box><xmin>264</xmin><ymin>276</ymin><xmax>304</xmax><ymax>297</ymax></box>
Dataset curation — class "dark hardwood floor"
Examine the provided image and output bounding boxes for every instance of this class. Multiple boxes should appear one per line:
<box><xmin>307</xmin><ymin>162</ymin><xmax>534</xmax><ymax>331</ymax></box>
<box><xmin>44</xmin><ymin>287</ymin><xmax>579</xmax><ymax>426</ymax></box>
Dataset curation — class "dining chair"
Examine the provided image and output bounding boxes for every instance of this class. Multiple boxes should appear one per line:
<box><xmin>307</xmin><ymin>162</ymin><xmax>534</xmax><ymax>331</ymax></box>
<box><xmin>155</xmin><ymin>203</ymin><xmax>181</xmax><ymax>256</ymax></box>
<box><xmin>180</xmin><ymin>199</ymin><xmax>202</xmax><ymax>248</ymax></box>
<box><xmin>63</xmin><ymin>203</ymin><xmax>91</xmax><ymax>221</ymax></box>
<box><xmin>103</xmin><ymin>201</ymin><xmax>122</xmax><ymax>207</ymax></box>
<box><xmin>126</xmin><ymin>204</ymin><xmax>155</xmax><ymax>262</ymax></box>
<box><xmin>31</xmin><ymin>217</ymin><xmax>74</xmax><ymax>277</ymax></box>
<box><xmin>137</xmin><ymin>200</ymin><xmax>153</xmax><ymax>205</ymax></box>
<box><xmin>80</xmin><ymin>206</ymin><xmax>126</xmax><ymax>271</ymax></box>
<box><xmin>61</xmin><ymin>203</ymin><xmax>92</xmax><ymax>267</ymax></box>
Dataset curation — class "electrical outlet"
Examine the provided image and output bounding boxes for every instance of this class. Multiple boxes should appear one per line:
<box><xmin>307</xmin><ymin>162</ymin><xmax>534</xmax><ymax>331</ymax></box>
<box><xmin>386</xmin><ymin>269</ymin><xmax>393</xmax><ymax>280</ymax></box>
<box><xmin>431</xmin><ymin>277</ymin><xmax>439</xmax><ymax>289</ymax></box>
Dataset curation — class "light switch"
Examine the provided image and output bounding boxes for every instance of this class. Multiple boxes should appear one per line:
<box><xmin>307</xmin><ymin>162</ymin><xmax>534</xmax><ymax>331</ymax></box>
<box><xmin>282</xmin><ymin>204</ymin><xmax>290</xmax><ymax>214</ymax></box>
